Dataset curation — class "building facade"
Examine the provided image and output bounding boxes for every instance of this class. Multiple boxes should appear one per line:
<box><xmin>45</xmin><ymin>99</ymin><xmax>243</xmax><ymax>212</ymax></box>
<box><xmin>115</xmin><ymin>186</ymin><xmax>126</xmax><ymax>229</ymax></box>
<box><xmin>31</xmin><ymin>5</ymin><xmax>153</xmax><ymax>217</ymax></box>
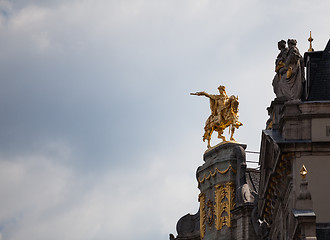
<box><xmin>170</xmin><ymin>38</ymin><xmax>330</xmax><ymax>240</ymax></box>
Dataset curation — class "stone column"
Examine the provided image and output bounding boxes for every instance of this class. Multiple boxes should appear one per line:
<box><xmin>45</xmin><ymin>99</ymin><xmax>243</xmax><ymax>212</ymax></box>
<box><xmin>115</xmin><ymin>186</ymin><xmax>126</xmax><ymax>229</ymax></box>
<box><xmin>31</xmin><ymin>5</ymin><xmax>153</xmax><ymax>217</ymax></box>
<box><xmin>196</xmin><ymin>142</ymin><xmax>256</xmax><ymax>240</ymax></box>
<box><xmin>292</xmin><ymin>168</ymin><xmax>317</xmax><ymax>240</ymax></box>
<box><xmin>266</xmin><ymin>98</ymin><xmax>286</xmax><ymax>130</ymax></box>
<box><xmin>232</xmin><ymin>204</ymin><xmax>256</xmax><ymax>240</ymax></box>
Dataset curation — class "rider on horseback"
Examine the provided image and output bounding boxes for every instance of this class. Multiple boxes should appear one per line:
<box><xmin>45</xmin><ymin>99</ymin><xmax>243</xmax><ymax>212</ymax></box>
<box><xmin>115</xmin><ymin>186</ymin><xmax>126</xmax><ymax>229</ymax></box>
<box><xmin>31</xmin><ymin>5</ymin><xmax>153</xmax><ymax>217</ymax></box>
<box><xmin>191</xmin><ymin>85</ymin><xmax>242</xmax><ymax>148</ymax></box>
<box><xmin>191</xmin><ymin>85</ymin><xmax>228</xmax><ymax>122</ymax></box>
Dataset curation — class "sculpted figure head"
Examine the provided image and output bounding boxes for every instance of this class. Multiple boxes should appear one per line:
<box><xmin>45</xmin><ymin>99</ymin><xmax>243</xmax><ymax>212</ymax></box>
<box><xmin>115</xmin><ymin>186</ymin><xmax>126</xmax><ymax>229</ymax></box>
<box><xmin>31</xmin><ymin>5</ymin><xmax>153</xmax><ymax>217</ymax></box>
<box><xmin>278</xmin><ymin>40</ymin><xmax>286</xmax><ymax>50</ymax></box>
<box><xmin>217</xmin><ymin>85</ymin><xmax>226</xmax><ymax>94</ymax></box>
<box><xmin>287</xmin><ymin>39</ymin><xmax>297</xmax><ymax>48</ymax></box>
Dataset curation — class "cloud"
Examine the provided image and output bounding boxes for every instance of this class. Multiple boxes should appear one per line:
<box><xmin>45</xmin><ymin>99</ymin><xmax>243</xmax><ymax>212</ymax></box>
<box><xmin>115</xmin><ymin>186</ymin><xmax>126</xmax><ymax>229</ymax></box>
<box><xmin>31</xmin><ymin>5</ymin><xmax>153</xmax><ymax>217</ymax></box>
<box><xmin>0</xmin><ymin>140</ymin><xmax>202</xmax><ymax>240</ymax></box>
<box><xmin>0</xmin><ymin>151</ymin><xmax>72</xmax><ymax>239</ymax></box>
<box><xmin>0</xmin><ymin>0</ymin><xmax>330</xmax><ymax>239</ymax></box>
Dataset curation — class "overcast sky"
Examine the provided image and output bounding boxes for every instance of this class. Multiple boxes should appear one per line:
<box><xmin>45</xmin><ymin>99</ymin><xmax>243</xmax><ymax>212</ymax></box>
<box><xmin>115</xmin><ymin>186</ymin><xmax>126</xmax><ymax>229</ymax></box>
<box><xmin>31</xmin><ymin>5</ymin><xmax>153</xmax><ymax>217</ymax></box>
<box><xmin>0</xmin><ymin>0</ymin><xmax>330</xmax><ymax>239</ymax></box>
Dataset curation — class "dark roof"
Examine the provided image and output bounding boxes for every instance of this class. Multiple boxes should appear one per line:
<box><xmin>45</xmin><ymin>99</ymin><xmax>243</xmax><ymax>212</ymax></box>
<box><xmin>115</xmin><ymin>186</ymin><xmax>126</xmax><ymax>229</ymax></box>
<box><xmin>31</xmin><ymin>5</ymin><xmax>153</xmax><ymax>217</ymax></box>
<box><xmin>246</xmin><ymin>168</ymin><xmax>260</xmax><ymax>193</ymax></box>
<box><xmin>305</xmin><ymin>39</ymin><xmax>330</xmax><ymax>101</ymax></box>
<box><xmin>316</xmin><ymin>223</ymin><xmax>330</xmax><ymax>240</ymax></box>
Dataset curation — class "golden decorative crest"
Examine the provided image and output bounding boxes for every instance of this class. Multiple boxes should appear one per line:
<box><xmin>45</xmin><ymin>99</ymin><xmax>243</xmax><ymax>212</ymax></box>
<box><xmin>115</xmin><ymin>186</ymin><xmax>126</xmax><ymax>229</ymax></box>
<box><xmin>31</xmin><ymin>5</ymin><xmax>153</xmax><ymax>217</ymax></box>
<box><xmin>199</xmin><ymin>193</ymin><xmax>206</xmax><ymax>239</ymax></box>
<box><xmin>300</xmin><ymin>165</ymin><xmax>307</xmax><ymax>179</ymax></box>
<box><xmin>206</xmin><ymin>200</ymin><xmax>214</xmax><ymax>227</ymax></box>
<box><xmin>214</xmin><ymin>182</ymin><xmax>235</xmax><ymax>230</ymax></box>
<box><xmin>198</xmin><ymin>165</ymin><xmax>236</xmax><ymax>184</ymax></box>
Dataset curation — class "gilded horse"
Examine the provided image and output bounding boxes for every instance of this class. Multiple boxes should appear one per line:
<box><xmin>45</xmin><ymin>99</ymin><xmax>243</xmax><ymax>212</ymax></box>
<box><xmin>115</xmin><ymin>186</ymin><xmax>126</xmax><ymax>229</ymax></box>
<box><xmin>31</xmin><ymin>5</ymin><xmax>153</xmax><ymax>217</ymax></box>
<box><xmin>203</xmin><ymin>95</ymin><xmax>243</xmax><ymax>148</ymax></box>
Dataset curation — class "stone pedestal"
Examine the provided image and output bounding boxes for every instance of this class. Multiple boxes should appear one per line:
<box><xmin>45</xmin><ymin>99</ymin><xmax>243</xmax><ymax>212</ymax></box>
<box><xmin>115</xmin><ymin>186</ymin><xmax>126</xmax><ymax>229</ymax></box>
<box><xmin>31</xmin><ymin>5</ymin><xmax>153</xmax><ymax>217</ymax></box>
<box><xmin>292</xmin><ymin>209</ymin><xmax>317</xmax><ymax>240</ymax></box>
<box><xmin>170</xmin><ymin>142</ymin><xmax>258</xmax><ymax>240</ymax></box>
<box><xmin>196</xmin><ymin>142</ymin><xmax>257</xmax><ymax>240</ymax></box>
<box><xmin>232</xmin><ymin>204</ymin><xmax>256</xmax><ymax>240</ymax></box>
<box><xmin>266</xmin><ymin>98</ymin><xmax>287</xmax><ymax>130</ymax></box>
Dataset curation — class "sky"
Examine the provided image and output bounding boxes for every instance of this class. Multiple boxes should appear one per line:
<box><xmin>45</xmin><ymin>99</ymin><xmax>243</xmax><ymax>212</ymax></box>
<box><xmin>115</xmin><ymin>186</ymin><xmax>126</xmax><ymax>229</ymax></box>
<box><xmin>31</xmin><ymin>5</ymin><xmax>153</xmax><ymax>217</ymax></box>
<box><xmin>0</xmin><ymin>0</ymin><xmax>330</xmax><ymax>239</ymax></box>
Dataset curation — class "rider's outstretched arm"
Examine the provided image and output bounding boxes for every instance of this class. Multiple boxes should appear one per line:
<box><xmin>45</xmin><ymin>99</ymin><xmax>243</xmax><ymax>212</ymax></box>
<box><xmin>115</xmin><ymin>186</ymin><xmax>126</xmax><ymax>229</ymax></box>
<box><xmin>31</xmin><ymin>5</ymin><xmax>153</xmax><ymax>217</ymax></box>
<box><xmin>190</xmin><ymin>91</ymin><xmax>212</xmax><ymax>98</ymax></box>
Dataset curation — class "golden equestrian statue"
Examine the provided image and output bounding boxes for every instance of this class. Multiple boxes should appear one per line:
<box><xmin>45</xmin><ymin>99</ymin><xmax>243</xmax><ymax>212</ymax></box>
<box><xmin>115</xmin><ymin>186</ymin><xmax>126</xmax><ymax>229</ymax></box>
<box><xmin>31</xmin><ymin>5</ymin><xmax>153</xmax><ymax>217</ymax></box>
<box><xmin>191</xmin><ymin>85</ymin><xmax>243</xmax><ymax>148</ymax></box>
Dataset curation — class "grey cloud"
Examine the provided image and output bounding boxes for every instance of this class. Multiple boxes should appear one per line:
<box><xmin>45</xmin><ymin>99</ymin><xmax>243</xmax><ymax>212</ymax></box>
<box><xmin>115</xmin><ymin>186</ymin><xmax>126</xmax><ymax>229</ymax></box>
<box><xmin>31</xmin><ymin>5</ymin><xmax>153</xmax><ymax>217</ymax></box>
<box><xmin>1</xmin><ymin>0</ymin><xmax>330</xmax><ymax>239</ymax></box>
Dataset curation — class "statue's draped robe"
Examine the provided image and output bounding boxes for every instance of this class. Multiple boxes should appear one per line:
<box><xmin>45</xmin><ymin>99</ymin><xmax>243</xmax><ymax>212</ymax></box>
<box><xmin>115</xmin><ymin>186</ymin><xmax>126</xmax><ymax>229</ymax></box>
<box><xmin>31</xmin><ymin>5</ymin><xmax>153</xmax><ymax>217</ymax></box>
<box><xmin>272</xmin><ymin>48</ymin><xmax>288</xmax><ymax>97</ymax></box>
<box><xmin>278</xmin><ymin>46</ymin><xmax>305</xmax><ymax>100</ymax></box>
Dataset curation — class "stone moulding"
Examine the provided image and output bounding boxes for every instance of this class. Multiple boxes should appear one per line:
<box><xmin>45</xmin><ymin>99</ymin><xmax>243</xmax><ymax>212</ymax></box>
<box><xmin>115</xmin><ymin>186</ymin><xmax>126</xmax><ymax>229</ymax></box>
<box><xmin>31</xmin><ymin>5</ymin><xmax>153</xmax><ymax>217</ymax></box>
<box><xmin>198</xmin><ymin>165</ymin><xmax>236</xmax><ymax>184</ymax></box>
<box><xmin>260</xmin><ymin>148</ymin><xmax>293</xmax><ymax>222</ymax></box>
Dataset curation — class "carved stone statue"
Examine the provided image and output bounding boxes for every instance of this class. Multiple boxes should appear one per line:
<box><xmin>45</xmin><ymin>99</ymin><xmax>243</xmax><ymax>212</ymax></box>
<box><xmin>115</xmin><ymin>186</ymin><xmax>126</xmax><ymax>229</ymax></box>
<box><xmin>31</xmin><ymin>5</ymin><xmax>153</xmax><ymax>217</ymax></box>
<box><xmin>191</xmin><ymin>86</ymin><xmax>243</xmax><ymax>148</ymax></box>
<box><xmin>234</xmin><ymin>145</ymin><xmax>254</xmax><ymax>204</ymax></box>
<box><xmin>273</xmin><ymin>39</ymin><xmax>305</xmax><ymax>100</ymax></box>
<box><xmin>272</xmin><ymin>40</ymin><xmax>288</xmax><ymax>97</ymax></box>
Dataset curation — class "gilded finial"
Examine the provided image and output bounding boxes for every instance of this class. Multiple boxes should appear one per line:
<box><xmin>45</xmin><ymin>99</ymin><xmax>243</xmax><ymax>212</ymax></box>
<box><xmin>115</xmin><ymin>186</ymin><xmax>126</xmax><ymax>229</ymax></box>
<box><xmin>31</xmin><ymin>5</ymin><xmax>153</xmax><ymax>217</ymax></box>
<box><xmin>300</xmin><ymin>165</ymin><xmax>308</xmax><ymax>179</ymax></box>
<box><xmin>308</xmin><ymin>31</ymin><xmax>314</xmax><ymax>52</ymax></box>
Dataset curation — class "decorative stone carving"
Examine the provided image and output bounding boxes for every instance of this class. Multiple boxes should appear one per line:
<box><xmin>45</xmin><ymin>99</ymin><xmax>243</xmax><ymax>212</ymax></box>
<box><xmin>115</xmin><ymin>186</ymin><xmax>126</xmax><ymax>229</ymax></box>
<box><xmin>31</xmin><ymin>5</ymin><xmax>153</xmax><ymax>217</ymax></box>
<box><xmin>197</xmin><ymin>165</ymin><xmax>236</xmax><ymax>184</ymax></box>
<box><xmin>272</xmin><ymin>39</ymin><xmax>305</xmax><ymax>100</ymax></box>
<box><xmin>206</xmin><ymin>199</ymin><xmax>214</xmax><ymax>228</ymax></box>
<box><xmin>170</xmin><ymin>209</ymin><xmax>201</xmax><ymax>240</ymax></box>
<box><xmin>234</xmin><ymin>145</ymin><xmax>255</xmax><ymax>204</ymax></box>
<box><xmin>214</xmin><ymin>182</ymin><xmax>235</xmax><ymax>230</ymax></box>
<box><xmin>273</xmin><ymin>40</ymin><xmax>288</xmax><ymax>98</ymax></box>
